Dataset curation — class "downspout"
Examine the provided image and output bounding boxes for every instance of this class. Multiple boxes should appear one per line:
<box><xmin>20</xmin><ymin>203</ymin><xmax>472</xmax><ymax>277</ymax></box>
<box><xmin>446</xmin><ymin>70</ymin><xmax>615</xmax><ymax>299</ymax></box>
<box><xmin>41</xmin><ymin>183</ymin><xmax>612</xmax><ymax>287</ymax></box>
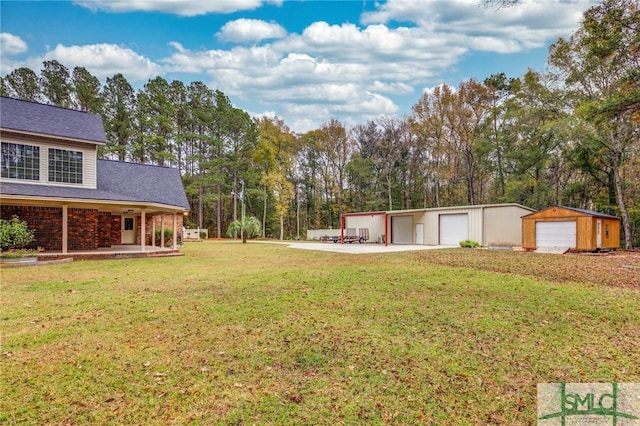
<box><xmin>340</xmin><ymin>213</ymin><xmax>344</xmax><ymax>244</ymax></box>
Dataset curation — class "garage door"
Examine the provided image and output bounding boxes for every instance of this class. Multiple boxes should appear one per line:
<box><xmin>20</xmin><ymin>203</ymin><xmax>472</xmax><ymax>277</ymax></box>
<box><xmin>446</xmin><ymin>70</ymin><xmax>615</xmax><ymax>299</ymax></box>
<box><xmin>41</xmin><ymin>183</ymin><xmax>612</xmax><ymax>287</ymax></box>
<box><xmin>536</xmin><ymin>221</ymin><xmax>576</xmax><ymax>248</ymax></box>
<box><xmin>391</xmin><ymin>216</ymin><xmax>413</xmax><ymax>244</ymax></box>
<box><xmin>440</xmin><ymin>214</ymin><xmax>469</xmax><ymax>246</ymax></box>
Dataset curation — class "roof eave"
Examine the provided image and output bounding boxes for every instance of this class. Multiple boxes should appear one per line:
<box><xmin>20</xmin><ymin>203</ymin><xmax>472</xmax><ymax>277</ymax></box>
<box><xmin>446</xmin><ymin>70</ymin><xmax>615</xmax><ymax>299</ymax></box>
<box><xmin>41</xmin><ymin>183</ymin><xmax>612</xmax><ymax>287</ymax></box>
<box><xmin>0</xmin><ymin>128</ymin><xmax>106</xmax><ymax>146</ymax></box>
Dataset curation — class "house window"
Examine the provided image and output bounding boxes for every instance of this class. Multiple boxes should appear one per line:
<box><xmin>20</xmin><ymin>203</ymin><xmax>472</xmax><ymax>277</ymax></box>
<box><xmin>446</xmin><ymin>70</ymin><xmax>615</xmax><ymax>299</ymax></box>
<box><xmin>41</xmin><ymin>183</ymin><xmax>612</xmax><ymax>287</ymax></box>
<box><xmin>48</xmin><ymin>148</ymin><xmax>83</xmax><ymax>184</ymax></box>
<box><xmin>1</xmin><ymin>142</ymin><xmax>40</xmax><ymax>180</ymax></box>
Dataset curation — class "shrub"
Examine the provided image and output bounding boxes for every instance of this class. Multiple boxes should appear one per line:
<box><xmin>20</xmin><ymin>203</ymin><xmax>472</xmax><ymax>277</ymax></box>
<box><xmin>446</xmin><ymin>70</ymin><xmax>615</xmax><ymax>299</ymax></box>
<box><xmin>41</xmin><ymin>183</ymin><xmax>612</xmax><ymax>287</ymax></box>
<box><xmin>154</xmin><ymin>228</ymin><xmax>174</xmax><ymax>246</ymax></box>
<box><xmin>459</xmin><ymin>239</ymin><xmax>480</xmax><ymax>248</ymax></box>
<box><xmin>0</xmin><ymin>216</ymin><xmax>35</xmax><ymax>252</ymax></box>
<box><xmin>199</xmin><ymin>231</ymin><xmax>208</xmax><ymax>239</ymax></box>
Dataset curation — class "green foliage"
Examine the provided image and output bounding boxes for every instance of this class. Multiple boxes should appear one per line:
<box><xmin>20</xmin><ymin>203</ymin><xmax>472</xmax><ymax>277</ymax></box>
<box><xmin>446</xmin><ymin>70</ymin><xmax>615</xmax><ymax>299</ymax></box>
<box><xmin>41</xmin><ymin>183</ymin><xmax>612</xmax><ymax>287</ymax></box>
<box><xmin>3</xmin><ymin>2</ymin><xmax>638</xmax><ymax>249</ymax></box>
<box><xmin>226</xmin><ymin>216</ymin><xmax>261</xmax><ymax>243</ymax></box>
<box><xmin>0</xmin><ymin>216</ymin><xmax>35</xmax><ymax>252</ymax></box>
<box><xmin>459</xmin><ymin>239</ymin><xmax>480</xmax><ymax>248</ymax></box>
<box><xmin>154</xmin><ymin>228</ymin><xmax>173</xmax><ymax>245</ymax></box>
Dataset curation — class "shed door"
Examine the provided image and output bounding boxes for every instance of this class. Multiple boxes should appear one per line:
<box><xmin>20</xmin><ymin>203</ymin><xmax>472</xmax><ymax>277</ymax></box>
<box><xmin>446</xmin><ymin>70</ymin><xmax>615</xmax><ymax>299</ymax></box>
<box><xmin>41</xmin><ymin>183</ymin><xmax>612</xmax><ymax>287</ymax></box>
<box><xmin>415</xmin><ymin>223</ymin><xmax>424</xmax><ymax>245</ymax></box>
<box><xmin>391</xmin><ymin>216</ymin><xmax>413</xmax><ymax>244</ymax></box>
<box><xmin>536</xmin><ymin>221</ymin><xmax>576</xmax><ymax>248</ymax></box>
<box><xmin>440</xmin><ymin>214</ymin><xmax>468</xmax><ymax>246</ymax></box>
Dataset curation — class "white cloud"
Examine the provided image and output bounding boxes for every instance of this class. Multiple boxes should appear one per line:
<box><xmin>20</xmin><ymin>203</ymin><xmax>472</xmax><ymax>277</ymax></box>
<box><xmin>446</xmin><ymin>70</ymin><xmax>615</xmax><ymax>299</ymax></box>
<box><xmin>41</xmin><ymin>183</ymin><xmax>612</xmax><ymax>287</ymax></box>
<box><xmin>362</xmin><ymin>0</ymin><xmax>598</xmax><ymax>53</ymax></box>
<box><xmin>73</xmin><ymin>0</ymin><xmax>283</xmax><ymax>16</ymax></box>
<box><xmin>217</xmin><ymin>19</ymin><xmax>287</xmax><ymax>43</ymax></box>
<box><xmin>39</xmin><ymin>43</ymin><xmax>162</xmax><ymax>82</ymax></box>
<box><xmin>369</xmin><ymin>81</ymin><xmax>414</xmax><ymax>95</ymax></box>
<box><xmin>3</xmin><ymin>0</ymin><xmax>594</xmax><ymax>133</ymax></box>
<box><xmin>0</xmin><ymin>33</ymin><xmax>28</xmax><ymax>56</ymax></box>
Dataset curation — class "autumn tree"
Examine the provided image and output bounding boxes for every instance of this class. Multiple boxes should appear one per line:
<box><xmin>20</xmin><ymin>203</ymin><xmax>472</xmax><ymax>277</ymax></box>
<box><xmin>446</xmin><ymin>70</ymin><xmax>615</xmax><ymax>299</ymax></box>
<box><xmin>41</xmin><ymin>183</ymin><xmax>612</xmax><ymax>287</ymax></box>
<box><xmin>549</xmin><ymin>0</ymin><xmax>640</xmax><ymax>247</ymax></box>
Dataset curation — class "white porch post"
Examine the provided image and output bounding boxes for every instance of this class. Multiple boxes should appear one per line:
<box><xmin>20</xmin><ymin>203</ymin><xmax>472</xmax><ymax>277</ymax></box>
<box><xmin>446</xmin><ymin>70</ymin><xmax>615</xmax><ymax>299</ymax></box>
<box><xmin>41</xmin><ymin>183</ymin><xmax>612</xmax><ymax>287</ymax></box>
<box><xmin>141</xmin><ymin>210</ymin><xmax>146</xmax><ymax>252</ymax></box>
<box><xmin>62</xmin><ymin>205</ymin><xmax>68</xmax><ymax>254</ymax></box>
<box><xmin>160</xmin><ymin>214</ymin><xmax>165</xmax><ymax>248</ymax></box>
<box><xmin>173</xmin><ymin>213</ymin><xmax>178</xmax><ymax>248</ymax></box>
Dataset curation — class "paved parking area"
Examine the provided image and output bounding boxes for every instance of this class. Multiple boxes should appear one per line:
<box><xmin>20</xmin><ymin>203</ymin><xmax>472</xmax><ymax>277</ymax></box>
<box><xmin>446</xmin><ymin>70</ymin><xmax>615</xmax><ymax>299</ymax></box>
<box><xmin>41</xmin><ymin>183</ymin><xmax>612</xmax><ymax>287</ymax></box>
<box><xmin>286</xmin><ymin>242</ymin><xmax>454</xmax><ymax>254</ymax></box>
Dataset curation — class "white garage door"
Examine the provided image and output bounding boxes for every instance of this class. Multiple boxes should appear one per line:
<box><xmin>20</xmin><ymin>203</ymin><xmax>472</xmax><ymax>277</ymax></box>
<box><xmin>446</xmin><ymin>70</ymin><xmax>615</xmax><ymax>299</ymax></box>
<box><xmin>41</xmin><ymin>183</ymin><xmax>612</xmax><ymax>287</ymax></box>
<box><xmin>440</xmin><ymin>214</ymin><xmax>468</xmax><ymax>246</ymax></box>
<box><xmin>536</xmin><ymin>221</ymin><xmax>576</xmax><ymax>248</ymax></box>
<box><xmin>391</xmin><ymin>216</ymin><xmax>413</xmax><ymax>244</ymax></box>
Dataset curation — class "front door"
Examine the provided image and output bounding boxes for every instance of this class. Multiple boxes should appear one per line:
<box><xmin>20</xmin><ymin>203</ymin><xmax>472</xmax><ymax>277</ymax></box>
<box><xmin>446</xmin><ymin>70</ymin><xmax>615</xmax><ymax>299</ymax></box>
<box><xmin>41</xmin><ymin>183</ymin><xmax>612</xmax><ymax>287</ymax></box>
<box><xmin>597</xmin><ymin>219</ymin><xmax>602</xmax><ymax>248</ymax></box>
<box><xmin>121</xmin><ymin>215</ymin><xmax>136</xmax><ymax>244</ymax></box>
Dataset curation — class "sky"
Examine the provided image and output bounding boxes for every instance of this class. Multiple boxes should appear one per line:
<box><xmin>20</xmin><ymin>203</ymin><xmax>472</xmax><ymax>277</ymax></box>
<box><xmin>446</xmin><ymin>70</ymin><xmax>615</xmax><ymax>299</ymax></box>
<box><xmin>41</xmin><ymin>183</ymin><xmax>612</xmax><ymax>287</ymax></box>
<box><xmin>0</xmin><ymin>0</ymin><xmax>598</xmax><ymax>133</ymax></box>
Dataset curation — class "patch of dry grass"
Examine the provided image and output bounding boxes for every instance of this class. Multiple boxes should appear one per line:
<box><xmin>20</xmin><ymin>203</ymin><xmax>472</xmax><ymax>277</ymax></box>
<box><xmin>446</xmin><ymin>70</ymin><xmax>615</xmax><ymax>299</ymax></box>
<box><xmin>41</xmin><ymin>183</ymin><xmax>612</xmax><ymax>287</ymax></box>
<box><xmin>411</xmin><ymin>248</ymin><xmax>640</xmax><ymax>289</ymax></box>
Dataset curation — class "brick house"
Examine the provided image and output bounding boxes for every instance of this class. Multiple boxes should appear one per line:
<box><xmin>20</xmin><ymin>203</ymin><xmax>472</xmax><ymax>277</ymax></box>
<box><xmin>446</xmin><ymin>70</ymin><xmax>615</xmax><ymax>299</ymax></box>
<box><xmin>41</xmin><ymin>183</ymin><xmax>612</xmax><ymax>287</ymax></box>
<box><xmin>0</xmin><ymin>96</ymin><xmax>190</xmax><ymax>254</ymax></box>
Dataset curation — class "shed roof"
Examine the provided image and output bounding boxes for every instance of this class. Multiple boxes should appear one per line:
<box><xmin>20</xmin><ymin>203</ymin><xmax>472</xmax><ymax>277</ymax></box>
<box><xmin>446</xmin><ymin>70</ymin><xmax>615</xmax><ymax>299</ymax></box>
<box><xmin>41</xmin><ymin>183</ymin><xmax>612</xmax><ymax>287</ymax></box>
<box><xmin>0</xmin><ymin>160</ymin><xmax>190</xmax><ymax>211</ymax></box>
<box><xmin>522</xmin><ymin>205</ymin><xmax>619</xmax><ymax>220</ymax></box>
<box><xmin>0</xmin><ymin>96</ymin><xmax>106</xmax><ymax>144</ymax></box>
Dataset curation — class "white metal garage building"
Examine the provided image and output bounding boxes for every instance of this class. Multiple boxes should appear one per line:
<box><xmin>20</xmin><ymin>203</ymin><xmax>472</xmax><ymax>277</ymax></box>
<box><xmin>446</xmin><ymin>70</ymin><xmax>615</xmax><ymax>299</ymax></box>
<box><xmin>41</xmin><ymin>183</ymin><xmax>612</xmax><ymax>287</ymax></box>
<box><xmin>342</xmin><ymin>203</ymin><xmax>534</xmax><ymax>247</ymax></box>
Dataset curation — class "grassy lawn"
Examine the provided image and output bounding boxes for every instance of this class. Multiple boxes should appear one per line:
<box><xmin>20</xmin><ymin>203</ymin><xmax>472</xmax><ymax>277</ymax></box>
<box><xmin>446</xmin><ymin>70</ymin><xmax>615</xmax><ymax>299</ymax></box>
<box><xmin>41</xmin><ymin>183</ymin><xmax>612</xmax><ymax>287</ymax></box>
<box><xmin>2</xmin><ymin>241</ymin><xmax>639</xmax><ymax>425</ymax></box>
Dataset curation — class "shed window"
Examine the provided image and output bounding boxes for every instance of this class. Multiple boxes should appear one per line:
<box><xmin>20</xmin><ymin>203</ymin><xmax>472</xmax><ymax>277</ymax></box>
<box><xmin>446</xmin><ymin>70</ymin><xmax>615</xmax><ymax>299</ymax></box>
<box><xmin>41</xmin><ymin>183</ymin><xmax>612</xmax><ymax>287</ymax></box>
<box><xmin>48</xmin><ymin>148</ymin><xmax>83</xmax><ymax>184</ymax></box>
<box><xmin>1</xmin><ymin>142</ymin><xmax>40</xmax><ymax>180</ymax></box>
<box><xmin>605</xmin><ymin>224</ymin><xmax>609</xmax><ymax>238</ymax></box>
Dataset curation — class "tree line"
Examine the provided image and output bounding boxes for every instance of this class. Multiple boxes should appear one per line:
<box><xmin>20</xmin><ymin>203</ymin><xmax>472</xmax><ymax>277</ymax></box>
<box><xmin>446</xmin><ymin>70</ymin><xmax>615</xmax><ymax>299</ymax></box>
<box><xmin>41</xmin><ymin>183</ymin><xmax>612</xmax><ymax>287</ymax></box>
<box><xmin>1</xmin><ymin>0</ymin><xmax>638</xmax><ymax>247</ymax></box>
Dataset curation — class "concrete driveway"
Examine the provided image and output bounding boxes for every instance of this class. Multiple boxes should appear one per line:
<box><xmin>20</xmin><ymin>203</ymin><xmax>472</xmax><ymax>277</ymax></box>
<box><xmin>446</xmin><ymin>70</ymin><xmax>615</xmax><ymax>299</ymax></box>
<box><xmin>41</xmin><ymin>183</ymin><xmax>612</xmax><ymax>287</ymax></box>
<box><xmin>285</xmin><ymin>242</ymin><xmax>454</xmax><ymax>254</ymax></box>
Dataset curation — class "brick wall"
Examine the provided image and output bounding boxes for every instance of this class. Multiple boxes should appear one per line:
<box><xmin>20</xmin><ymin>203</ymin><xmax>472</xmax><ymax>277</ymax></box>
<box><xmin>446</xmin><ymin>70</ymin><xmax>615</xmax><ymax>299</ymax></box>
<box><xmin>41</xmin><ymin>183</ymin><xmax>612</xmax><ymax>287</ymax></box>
<box><xmin>97</xmin><ymin>212</ymin><xmax>112</xmax><ymax>247</ymax></box>
<box><xmin>68</xmin><ymin>208</ymin><xmax>98</xmax><ymax>250</ymax></box>
<box><xmin>111</xmin><ymin>216</ymin><xmax>122</xmax><ymax>246</ymax></box>
<box><xmin>1</xmin><ymin>205</ymin><xmax>62</xmax><ymax>251</ymax></box>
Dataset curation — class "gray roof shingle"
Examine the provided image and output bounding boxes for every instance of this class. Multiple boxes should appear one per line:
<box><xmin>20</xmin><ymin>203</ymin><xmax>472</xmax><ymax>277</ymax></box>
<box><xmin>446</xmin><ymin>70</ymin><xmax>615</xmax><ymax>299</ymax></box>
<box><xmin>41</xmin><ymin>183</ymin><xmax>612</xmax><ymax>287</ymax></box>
<box><xmin>1</xmin><ymin>160</ymin><xmax>190</xmax><ymax>211</ymax></box>
<box><xmin>1</xmin><ymin>96</ymin><xmax>106</xmax><ymax>144</ymax></box>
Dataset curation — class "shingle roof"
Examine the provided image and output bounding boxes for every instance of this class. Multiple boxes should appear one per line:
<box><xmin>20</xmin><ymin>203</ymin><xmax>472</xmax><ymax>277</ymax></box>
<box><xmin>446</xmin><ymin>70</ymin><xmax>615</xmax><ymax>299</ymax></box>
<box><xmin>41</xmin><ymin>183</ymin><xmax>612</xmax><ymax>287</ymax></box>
<box><xmin>0</xmin><ymin>96</ymin><xmax>106</xmax><ymax>144</ymax></box>
<box><xmin>0</xmin><ymin>160</ymin><xmax>190</xmax><ymax>211</ymax></box>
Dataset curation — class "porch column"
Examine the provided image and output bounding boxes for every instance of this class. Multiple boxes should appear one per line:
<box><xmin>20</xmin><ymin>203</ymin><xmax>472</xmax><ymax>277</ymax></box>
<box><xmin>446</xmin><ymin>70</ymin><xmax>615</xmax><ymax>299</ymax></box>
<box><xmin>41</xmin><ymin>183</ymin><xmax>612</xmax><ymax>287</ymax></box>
<box><xmin>173</xmin><ymin>213</ymin><xmax>178</xmax><ymax>248</ymax></box>
<box><xmin>152</xmin><ymin>216</ymin><xmax>156</xmax><ymax>247</ymax></box>
<box><xmin>140</xmin><ymin>210</ymin><xmax>146</xmax><ymax>252</ymax></box>
<box><xmin>160</xmin><ymin>214</ymin><xmax>165</xmax><ymax>248</ymax></box>
<box><xmin>62</xmin><ymin>205</ymin><xmax>68</xmax><ymax>254</ymax></box>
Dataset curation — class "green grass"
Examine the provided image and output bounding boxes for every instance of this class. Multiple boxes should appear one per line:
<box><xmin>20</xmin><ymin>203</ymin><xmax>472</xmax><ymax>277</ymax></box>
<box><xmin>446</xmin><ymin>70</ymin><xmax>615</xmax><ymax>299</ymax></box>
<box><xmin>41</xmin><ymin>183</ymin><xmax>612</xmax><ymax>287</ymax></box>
<box><xmin>1</xmin><ymin>241</ymin><xmax>639</xmax><ymax>425</ymax></box>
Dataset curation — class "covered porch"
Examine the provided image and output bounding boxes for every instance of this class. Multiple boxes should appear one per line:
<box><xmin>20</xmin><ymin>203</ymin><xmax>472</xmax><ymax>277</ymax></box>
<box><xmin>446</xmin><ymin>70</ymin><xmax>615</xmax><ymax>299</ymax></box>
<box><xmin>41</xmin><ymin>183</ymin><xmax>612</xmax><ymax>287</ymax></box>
<box><xmin>0</xmin><ymin>196</ymin><xmax>187</xmax><ymax>255</ymax></box>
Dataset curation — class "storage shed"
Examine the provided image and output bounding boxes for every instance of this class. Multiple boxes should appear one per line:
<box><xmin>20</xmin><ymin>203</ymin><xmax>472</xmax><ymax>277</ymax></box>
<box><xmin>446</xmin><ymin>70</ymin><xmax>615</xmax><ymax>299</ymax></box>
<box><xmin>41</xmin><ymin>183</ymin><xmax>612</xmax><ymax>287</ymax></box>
<box><xmin>522</xmin><ymin>206</ymin><xmax>620</xmax><ymax>251</ymax></box>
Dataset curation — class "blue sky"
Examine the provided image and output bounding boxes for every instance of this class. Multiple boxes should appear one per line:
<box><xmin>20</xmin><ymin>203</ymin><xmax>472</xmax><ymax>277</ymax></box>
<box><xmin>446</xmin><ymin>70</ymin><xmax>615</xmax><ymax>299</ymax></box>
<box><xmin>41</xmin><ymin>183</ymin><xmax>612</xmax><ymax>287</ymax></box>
<box><xmin>0</xmin><ymin>0</ymin><xmax>596</xmax><ymax>133</ymax></box>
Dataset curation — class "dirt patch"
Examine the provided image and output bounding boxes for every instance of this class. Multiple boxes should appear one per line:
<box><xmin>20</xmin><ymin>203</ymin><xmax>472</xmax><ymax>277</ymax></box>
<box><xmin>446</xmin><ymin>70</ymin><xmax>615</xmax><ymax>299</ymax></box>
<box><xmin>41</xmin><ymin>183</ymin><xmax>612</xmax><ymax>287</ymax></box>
<box><xmin>412</xmin><ymin>249</ymin><xmax>640</xmax><ymax>290</ymax></box>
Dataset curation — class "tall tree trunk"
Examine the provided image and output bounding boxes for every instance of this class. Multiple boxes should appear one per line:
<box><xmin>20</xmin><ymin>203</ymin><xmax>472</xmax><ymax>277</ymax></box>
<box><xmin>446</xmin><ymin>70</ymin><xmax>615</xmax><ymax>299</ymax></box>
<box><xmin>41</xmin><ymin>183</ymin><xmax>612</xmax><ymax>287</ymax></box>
<box><xmin>279</xmin><ymin>214</ymin><xmax>284</xmax><ymax>240</ymax></box>
<box><xmin>387</xmin><ymin>175</ymin><xmax>393</xmax><ymax>210</ymax></box>
<box><xmin>262</xmin><ymin>185</ymin><xmax>267</xmax><ymax>238</ymax></box>
<box><xmin>216</xmin><ymin>183</ymin><xmax>222</xmax><ymax>238</ymax></box>
<box><xmin>198</xmin><ymin>185</ymin><xmax>204</xmax><ymax>229</ymax></box>
<box><xmin>612</xmin><ymin>153</ymin><xmax>633</xmax><ymax>248</ymax></box>
<box><xmin>296</xmin><ymin>184</ymin><xmax>300</xmax><ymax>240</ymax></box>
